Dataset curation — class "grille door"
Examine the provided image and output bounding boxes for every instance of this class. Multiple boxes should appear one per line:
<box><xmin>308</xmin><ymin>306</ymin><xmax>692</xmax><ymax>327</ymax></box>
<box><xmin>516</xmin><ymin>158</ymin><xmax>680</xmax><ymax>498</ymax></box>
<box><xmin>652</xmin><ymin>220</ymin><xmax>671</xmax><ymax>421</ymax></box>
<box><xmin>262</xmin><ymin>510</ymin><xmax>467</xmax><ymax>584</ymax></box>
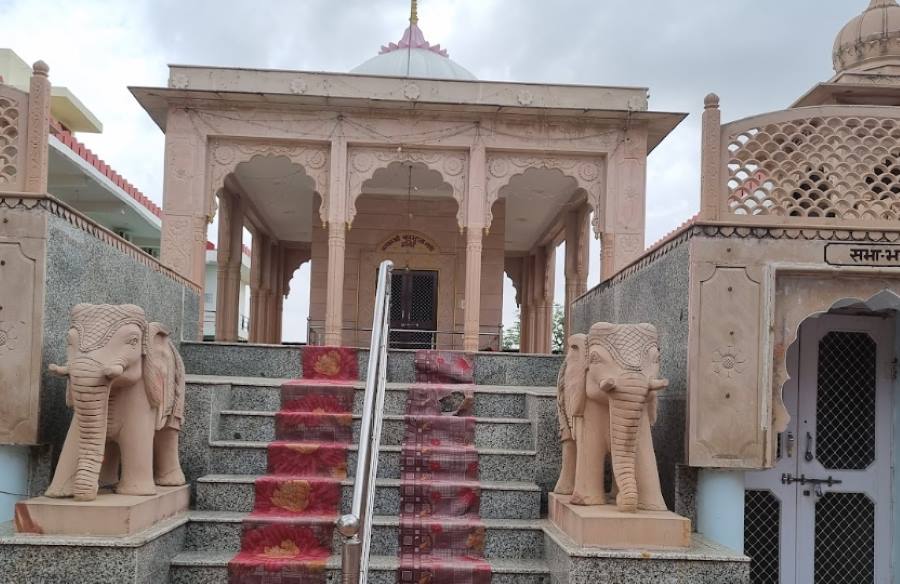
<box><xmin>795</xmin><ymin>315</ymin><xmax>893</xmax><ymax>584</ymax></box>
<box><xmin>744</xmin><ymin>314</ymin><xmax>894</xmax><ymax>584</ymax></box>
<box><xmin>388</xmin><ymin>270</ymin><xmax>438</xmax><ymax>349</ymax></box>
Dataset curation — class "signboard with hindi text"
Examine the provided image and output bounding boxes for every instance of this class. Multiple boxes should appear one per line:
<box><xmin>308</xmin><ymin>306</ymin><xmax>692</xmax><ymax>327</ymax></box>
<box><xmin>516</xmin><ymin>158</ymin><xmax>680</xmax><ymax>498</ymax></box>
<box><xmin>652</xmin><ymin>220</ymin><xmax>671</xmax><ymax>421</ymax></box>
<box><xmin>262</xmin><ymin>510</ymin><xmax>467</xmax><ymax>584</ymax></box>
<box><xmin>824</xmin><ymin>243</ymin><xmax>900</xmax><ymax>267</ymax></box>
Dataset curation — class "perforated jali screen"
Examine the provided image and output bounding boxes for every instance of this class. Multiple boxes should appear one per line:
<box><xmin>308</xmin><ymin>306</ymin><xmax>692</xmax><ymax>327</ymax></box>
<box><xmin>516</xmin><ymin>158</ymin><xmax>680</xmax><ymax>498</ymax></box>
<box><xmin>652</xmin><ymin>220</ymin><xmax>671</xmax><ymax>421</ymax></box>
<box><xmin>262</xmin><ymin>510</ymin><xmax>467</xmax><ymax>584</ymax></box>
<box><xmin>814</xmin><ymin>492</ymin><xmax>875</xmax><ymax>584</ymax></box>
<box><xmin>744</xmin><ymin>490</ymin><xmax>781</xmax><ymax>584</ymax></box>
<box><xmin>726</xmin><ymin>116</ymin><xmax>900</xmax><ymax>221</ymax></box>
<box><xmin>815</xmin><ymin>332</ymin><xmax>877</xmax><ymax>470</ymax></box>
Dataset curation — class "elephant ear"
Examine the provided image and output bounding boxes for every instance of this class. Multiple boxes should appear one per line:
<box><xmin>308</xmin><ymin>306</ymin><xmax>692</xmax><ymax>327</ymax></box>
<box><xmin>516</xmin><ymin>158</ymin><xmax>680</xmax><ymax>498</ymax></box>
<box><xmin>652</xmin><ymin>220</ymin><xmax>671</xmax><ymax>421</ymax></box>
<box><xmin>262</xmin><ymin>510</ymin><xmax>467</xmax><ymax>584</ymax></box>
<box><xmin>143</xmin><ymin>323</ymin><xmax>177</xmax><ymax>429</ymax></box>
<box><xmin>563</xmin><ymin>335</ymin><xmax>588</xmax><ymax>421</ymax></box>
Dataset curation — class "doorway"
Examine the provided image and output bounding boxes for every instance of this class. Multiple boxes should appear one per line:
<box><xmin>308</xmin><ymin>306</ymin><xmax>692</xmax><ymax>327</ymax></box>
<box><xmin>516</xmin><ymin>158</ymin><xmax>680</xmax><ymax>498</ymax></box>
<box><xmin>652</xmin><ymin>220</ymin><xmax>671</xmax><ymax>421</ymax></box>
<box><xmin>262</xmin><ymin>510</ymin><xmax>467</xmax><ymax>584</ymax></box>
<box><xmin>744</xmin><ymin>313</ymin><xmax>895</xmax><ymax>583</ymax></box>
<box><xmin>388</xmin><ymin>269</ymin><xmax>438</xmax><ymax>349</ymax></box>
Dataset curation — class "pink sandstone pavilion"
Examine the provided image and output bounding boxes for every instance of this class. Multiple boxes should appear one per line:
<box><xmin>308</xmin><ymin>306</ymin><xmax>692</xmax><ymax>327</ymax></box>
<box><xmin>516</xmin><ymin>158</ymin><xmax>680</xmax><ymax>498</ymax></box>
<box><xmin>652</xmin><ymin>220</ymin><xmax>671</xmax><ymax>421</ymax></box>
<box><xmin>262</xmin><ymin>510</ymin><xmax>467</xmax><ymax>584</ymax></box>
<box><xmin>130</xmin><ymin>2</ymin><xmax>684</xmax><ymax>353</ymax></box>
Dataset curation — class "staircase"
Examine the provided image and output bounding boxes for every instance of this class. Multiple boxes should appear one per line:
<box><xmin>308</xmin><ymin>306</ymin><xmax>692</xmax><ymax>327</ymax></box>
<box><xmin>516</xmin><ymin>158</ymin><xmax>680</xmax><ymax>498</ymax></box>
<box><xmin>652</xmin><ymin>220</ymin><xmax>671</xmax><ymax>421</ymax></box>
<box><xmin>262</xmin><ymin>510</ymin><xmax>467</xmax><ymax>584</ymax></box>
<box><xmin>169</xmin><ymin>346</ymin><xmax>560</xmax><ymax>583</ymax></box>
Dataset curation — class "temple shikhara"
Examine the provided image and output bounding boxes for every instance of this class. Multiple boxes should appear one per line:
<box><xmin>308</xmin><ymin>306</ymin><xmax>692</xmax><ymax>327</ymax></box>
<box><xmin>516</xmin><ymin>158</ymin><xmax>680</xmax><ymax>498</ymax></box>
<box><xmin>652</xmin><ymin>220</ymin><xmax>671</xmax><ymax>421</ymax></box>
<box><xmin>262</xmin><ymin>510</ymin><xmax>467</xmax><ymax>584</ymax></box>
<box><xmin>0</xmin><ymin>1</ymin><xmax>899</xmax><ymax>583</ymax></box>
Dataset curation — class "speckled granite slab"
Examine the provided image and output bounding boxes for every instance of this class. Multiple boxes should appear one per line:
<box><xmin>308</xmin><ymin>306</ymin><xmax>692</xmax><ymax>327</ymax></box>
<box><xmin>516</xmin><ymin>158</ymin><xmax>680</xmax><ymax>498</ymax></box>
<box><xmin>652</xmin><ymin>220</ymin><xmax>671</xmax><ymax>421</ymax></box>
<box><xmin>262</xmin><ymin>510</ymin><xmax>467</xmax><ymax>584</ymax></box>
<box><xmin>0</xmin><ymin>514</ymin><xmax>187</xmax><ymax>584</ymax></box>
<box><xmin>543</xmin><ymin>521</ymin><xmax>749</xmax><ymax>584</ymax></box>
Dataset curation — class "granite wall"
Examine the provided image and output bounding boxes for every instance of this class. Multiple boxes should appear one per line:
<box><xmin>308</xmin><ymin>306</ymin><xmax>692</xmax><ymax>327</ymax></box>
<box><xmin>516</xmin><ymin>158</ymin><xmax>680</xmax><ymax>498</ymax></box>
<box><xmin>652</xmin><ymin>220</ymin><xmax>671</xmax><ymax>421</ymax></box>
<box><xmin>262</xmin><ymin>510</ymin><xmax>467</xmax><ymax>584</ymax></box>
<box><xmin>570</xmin><ymin>239</ymin><xmax>691</xmax><ymax>510</ymax></box>
<box><xmin>33</xmin><ymin>213</ymin><xmax>201</xmax><ymax>494</ymax></box>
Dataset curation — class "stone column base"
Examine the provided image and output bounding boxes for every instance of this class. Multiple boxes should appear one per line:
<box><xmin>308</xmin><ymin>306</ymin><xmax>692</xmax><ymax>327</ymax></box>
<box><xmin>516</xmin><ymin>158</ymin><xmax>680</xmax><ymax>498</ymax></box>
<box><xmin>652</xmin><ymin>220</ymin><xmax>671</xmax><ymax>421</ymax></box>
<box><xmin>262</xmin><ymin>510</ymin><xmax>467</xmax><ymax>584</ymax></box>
<box><xmin>549</xmin><ymin>492</ymin><xmax>691</xmax><ymax>549</ymax></box>
<box><xmin>15</xmin><ymin>484</ymin><xmax>189</xmax><ymax>537</ymax></box>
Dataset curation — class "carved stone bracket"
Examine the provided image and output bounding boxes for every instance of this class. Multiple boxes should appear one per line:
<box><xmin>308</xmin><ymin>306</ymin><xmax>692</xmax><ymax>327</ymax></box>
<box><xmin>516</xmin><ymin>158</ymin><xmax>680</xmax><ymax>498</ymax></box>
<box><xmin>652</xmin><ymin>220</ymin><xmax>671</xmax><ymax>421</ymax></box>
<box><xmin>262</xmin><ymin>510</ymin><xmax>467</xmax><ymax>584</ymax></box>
<box><xmin>485</xmin><ymin>153</ymin><xmax>603</xmax><ymax>233</ymax></box>
<box><xmin>346</xmin><ymin>146</ymin><xmax>468</xmax><ymax>228</ymax></box>
<box><xmin>207</xmin><ymin>139</ymin><xmax>330</xmax><ymax>224</ymax></box>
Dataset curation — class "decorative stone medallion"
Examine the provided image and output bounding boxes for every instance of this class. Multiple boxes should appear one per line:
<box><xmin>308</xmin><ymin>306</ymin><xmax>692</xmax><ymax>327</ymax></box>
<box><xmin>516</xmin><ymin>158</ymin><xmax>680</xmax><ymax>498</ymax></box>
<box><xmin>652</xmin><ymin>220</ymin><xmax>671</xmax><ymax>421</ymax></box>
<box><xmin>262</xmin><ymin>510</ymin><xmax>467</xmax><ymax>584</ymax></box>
<box><xmin>169</xmin><ymin>74</ymin><xmax>189</xmax><ymax>89</ymax></box>
<box><xmin>289</xmin><ymin>78</ymin><xmax>308</xmax><ymax>95</ymax></box>
<box><xmin>402</xmin><ymin>83</ymin><xmax>421</xmax><ymax>101</ymax></box>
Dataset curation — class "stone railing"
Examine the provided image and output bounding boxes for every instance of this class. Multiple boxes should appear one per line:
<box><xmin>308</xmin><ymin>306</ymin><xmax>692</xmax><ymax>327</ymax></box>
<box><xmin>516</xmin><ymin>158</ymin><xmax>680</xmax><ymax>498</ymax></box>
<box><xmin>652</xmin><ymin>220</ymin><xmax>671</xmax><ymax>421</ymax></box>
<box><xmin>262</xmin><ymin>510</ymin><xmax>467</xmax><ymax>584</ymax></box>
<box><xmin>0</xmin><ymin>192</ymin><xmax>200</xmax><ymax>292</ymax></box>
<box><xmin>700</xmin><ymin>95</ymin><xmax>900</xmax><ymax>230</ymax></box>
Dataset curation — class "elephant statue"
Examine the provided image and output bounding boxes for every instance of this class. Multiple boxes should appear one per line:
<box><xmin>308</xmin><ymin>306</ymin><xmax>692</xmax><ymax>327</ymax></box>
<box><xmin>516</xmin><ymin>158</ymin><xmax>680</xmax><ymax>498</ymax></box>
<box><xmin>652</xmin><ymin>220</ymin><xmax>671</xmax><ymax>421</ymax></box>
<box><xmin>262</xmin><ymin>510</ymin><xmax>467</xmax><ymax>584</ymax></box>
<box><xmin>45</xmin><ymin>304</ymin><xmax>186</xmax><ymax>502</ymax></box>
<box><xmin>553</xmin><ymin>323</ymin><xmax>668</xmax><ymax>513</ymax></box>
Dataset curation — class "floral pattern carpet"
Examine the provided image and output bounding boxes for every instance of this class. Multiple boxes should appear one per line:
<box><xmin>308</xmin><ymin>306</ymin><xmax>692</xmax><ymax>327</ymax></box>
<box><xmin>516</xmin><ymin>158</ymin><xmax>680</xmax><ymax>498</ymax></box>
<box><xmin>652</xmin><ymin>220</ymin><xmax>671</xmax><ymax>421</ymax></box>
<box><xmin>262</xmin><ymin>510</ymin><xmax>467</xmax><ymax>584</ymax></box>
<box><xmin>227</xmin><ymin>347</ymin><xmax>490</xmax><ymax>583</ymax></box>
<box><xmin>228</xmin><ymin>347</ymin><xmax>357</xmax><ymax>583</ymax></box>
<box><xmin>397</xmin><ymin>351</ymin><xmax>491</xmax><ymax>583</ymax></box>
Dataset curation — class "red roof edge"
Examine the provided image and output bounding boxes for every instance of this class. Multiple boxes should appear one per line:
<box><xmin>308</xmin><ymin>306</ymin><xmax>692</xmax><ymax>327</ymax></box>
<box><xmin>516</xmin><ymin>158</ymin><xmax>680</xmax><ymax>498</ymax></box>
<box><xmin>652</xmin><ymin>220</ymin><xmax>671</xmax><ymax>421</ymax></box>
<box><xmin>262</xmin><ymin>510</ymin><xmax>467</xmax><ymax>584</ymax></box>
<box><xmin>50</xmin><ymin>120</ymin><xmax>162</xmax><ymax>219</ymax></box>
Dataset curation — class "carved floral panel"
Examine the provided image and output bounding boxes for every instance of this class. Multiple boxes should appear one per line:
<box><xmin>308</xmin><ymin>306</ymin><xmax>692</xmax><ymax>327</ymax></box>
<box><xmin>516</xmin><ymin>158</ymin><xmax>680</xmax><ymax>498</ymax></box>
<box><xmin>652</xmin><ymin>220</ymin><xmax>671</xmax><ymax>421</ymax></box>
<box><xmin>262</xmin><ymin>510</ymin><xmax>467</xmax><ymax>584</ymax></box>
<box><xmin>0</xmin><ymin>235</ymin><xmax>45</xmax><ymax>444</ymax></box>
<box><xmin>689</xmin><ymin>264</ymin><xmax>765</xmax><ymax>468</ymax></box>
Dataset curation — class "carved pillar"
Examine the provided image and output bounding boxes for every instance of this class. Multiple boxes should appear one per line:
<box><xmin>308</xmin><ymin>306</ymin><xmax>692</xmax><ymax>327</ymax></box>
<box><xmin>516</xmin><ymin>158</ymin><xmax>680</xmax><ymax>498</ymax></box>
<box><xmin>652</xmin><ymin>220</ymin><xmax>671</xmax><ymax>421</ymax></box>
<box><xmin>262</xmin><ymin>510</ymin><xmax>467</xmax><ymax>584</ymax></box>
<box><xmin>601</xmin><ymin>125</ymin><xmax>648</xmax><ymax>280</ymax></box>
<box><xmin>463</xmin><ymin>227</ymin><xmax>483</xmax><ymax>352</ymax></box>
<box><xmin>531</xmin><ymin>249</ymin><xmax>548</xmax><ymax>354</ymax></box>
<box><xmin>463</xmin><ymin>143</ymin><xmax>487</xmax><ymax>352</ymax></box>
<box><xmin>215</xmin><ymin>191</ymin><xmax>244</xmax><ymax>342</ymax></box>
<box><xmin>538</xmin><ymin>245</ymin><xmax>555</xmax><ymax>354</ymax></box>
<box><xmin>248</xmin><ymin>231</ymin><xmax>268</xmax><ymax>343</ymax></box>
<box><xmin>161</xmin><ymin>108</ymin><xmax>208</xmax><ymax>287</ymax></box>
<box><xmin>265</xmin><ymin>241</ymin><xmax>282</xmax><ymax>344</ymax></box>
<box><xmin>520</xmin><ymin>257</ymin><xmax>533</xmax><ymax>353</ymax></box>
<box><xmin>700</xmin><ymin>94</ymin><xmax>722</xmax><ymax>221</ymax></box>
<box><xmin>24</xmin><ymin>61</ymin><xmax>50</xmax><ymax>194</ymax></box>
<box><xmin>576</xmin><ymin>207</ymin><xmax>590</xmax><ymax>297</ymax></box>
<box><xmin>564</xmin><ymin>210</ymin><xmax>580</xmax><ymax>342</ymax></box>
<box><xmin>324</xmin><ymin>136</ymin><xmax>348</xmax><ymax>347</ymax></box>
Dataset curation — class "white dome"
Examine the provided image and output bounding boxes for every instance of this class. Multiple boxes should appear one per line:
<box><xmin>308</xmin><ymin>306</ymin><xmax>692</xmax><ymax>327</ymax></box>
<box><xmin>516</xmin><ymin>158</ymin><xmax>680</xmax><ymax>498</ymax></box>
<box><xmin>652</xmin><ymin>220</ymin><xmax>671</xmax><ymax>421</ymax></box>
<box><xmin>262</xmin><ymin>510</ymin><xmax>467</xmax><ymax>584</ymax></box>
<box><xmin>351</xmin><ymin>19</ymin><xmax>476</xmax><ymax>81</ymax></box>
<box><xmin>351</xmin><ymin>48</ymin><xmax>476</xmax><ymax>81</ymax></box>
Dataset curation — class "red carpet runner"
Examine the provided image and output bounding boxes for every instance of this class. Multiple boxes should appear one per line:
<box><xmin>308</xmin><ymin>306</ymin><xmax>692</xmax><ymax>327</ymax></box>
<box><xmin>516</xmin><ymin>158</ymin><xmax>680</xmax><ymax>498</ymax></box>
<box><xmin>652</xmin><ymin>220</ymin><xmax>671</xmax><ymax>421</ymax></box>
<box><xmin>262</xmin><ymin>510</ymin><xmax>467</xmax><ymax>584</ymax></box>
<box><xmin>397</xmin><ymin>351</ymin><xmax>491</xmax><ymax>584</ymax></box>
<box><xmin>228</xmin><ymin>347</ymin><xmax>358</xmax><ymax>584</ymax></box>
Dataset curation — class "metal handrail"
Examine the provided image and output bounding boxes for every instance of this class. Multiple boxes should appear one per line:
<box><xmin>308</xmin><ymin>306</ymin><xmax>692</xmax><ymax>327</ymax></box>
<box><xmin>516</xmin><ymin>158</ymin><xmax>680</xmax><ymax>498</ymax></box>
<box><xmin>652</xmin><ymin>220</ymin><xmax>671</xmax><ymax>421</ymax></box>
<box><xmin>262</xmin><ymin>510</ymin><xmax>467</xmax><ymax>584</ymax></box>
<box><xmin>336</xmin><ymin>260</ymin><xmax>393</xmax><ymax>584</ymax></box>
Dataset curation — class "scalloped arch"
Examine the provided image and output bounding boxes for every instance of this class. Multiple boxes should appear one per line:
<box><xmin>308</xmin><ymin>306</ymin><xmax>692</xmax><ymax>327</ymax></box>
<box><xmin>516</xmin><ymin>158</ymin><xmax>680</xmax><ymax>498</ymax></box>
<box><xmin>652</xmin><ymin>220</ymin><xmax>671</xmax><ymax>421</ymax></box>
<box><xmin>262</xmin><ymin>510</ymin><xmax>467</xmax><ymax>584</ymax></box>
<box><xmin>207</xmin><ymin>140</ymin><xmax>330</xmax><ymax>224</ymax></box>
<box><xmin>773</xmin><ymin>287</ymin><xmax>900</xmax><ymax>435</ymax></box>
<box><xmin>485</xmin><ymin>153</ymin><xmax>604</xmax><ymax>235</ymax></box>
<box><xmin>346</xmin><ymin>146</ymin><xmax>468</xmax><ymax>229</ymax></box>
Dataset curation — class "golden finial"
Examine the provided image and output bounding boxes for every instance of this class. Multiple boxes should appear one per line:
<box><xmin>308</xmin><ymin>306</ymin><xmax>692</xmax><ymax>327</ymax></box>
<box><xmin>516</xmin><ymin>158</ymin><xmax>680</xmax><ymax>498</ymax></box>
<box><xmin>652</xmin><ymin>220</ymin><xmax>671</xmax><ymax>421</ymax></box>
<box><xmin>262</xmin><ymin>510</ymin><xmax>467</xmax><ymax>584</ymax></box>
<box><xmin>410</xmin><ymin>0</ymin><xmax>419</xmax><ymax>24</ymax></box>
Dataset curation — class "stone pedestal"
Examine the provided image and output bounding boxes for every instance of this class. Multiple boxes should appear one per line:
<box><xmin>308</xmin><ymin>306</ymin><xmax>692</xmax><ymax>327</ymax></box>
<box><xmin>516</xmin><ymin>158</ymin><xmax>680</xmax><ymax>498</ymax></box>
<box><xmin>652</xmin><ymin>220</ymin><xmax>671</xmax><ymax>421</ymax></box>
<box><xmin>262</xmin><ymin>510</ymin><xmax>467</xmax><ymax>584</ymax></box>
<box><xmin>14</xmin><ymin>485</ymin><xmax>190</xmax><ymax>536</ymax></box>
<box><xmin>549</xmin><ymin>492</ymin><xmax>691</xmax><ymax>549</ymax></box>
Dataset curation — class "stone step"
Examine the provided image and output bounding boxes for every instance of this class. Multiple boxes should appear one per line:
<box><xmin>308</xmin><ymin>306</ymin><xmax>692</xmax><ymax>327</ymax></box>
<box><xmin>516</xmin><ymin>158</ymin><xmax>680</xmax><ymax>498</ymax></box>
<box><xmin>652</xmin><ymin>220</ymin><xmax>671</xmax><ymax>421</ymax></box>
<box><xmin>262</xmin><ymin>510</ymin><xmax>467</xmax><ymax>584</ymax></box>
<box><xmin>204</xmin><ymin>380</ymin><xmax>542</xmax><ymax>419</ymax></box>
<box><xmin>206</xmin><ymin>441</ymin><xmax>537</xmax><ymax>482</ymax></box>
<box><xmin>182</xmin><ymin>511</ymin><xmax>545</xmax><ymax>560</ymax></box>
<box><xmin>194</xmin><ymin>475</ymin><xmax>542</xmax><ymax>519</ymax></box>
<box><xmin>179</xmin><ymin>343</ymin><xmax>562</xmax><ymax>387</ymax></box>
<box><xmin>217</xmin><ymin>411</ymin><xmax>535</xmax><ymax>450</ymax></box>
<box><xmin>169</xmin><ymin>550</ymin><xmax>551</xmax><ymax>584</ymax></box>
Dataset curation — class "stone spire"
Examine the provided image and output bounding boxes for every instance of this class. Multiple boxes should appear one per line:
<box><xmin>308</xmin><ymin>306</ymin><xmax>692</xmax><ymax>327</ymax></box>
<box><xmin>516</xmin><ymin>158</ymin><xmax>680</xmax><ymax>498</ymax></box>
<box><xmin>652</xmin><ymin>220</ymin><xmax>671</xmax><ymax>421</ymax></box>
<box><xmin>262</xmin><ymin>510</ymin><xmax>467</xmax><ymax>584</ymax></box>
<box><xmin>379</xmin><ymin>0</ymin><xmax>449</xmax><ymax>57</ymax></box>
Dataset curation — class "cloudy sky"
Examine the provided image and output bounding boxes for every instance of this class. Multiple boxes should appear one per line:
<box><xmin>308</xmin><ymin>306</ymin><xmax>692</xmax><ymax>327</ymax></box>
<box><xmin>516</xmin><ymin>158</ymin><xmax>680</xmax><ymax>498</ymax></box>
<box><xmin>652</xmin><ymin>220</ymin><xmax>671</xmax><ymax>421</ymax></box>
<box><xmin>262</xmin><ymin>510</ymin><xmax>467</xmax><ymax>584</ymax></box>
<box><xmin>1</xmin><ymin>0</ymin><xmax>866</xmax><ymax>341</ymax></box>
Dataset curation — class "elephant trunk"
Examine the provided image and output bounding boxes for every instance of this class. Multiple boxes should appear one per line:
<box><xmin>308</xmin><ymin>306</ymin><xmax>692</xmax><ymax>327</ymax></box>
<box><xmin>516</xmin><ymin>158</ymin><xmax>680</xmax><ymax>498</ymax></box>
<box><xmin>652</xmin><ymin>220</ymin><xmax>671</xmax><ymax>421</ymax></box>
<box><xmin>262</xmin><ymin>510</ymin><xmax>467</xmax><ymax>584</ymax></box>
<box><xmin>68</xmin><ymin>356</ymin><xmax>117</xmax><ymax>501</ymax></box>
<box><xmin>607</xmin><ymin>372</ymin><xmax>651</xmax><ymax>513</ymax></box>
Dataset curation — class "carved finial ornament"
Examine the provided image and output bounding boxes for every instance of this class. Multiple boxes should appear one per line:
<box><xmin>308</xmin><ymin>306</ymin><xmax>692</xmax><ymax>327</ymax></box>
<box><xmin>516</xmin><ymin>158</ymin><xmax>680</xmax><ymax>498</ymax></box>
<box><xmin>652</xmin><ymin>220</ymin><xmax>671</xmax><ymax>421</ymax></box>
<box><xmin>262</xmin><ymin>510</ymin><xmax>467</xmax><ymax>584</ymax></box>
<box><xmin>410</xmin><ymin>0</ymin><xmax>418</xmax><ymax>24</ymax></box>
<box><xmin>32</xmin><ymin>60</ymin><xmax>49</xmax><ymax>76</ymax></box>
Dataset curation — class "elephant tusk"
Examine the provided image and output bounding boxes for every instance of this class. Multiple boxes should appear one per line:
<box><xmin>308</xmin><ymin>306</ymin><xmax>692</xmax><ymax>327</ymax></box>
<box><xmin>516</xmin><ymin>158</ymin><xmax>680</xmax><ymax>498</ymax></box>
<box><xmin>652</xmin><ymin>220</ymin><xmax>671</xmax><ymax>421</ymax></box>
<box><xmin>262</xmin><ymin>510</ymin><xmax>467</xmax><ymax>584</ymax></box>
<box><xmin>649</xmin><ymin>378</ymin><xmax>669</xmax><ymax>391</ymax></box>
<box><xmin>48</xmin><ymin>364</ymin><xmax>69</xmax><ymax>376</ymax></box>
<box><xmin>598</xmin><ymin>378</ymin><xmax>616</xmax><ymax>392</ymax></box>
<box><xmin>104</xmin><ymin>364</ymin><xmax>125</xmax><ymax>379</ymax></box>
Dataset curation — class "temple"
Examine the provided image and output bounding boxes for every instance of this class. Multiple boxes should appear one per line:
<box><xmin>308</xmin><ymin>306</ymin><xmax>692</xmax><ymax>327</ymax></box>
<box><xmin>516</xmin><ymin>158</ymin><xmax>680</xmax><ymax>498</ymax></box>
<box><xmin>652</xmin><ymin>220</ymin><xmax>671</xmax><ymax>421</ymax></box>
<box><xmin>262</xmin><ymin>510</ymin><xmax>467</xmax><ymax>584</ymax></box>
<box><xmin>129</xmin><ymin>5</ymin><xmax>682</xmax><ymax>352</ymax></box>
